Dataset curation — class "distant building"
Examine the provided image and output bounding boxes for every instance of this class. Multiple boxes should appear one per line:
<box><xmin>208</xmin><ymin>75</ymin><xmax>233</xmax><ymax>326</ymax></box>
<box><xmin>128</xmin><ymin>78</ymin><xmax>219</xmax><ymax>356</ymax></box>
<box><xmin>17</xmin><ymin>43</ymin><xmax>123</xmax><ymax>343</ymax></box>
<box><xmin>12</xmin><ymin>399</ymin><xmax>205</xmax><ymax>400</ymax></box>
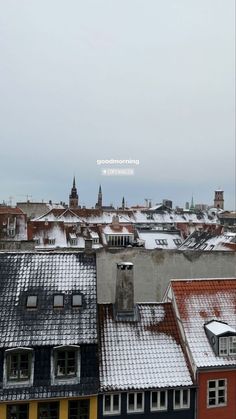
<box><xmin>214</xmin><ymin>189</ymin><xmax>224</xmax><ymax>210</ymax></box>
<box><xmin>69</xmin><ymin>176</ymin><xmax>79</xmax><ymax>208</ymax></box>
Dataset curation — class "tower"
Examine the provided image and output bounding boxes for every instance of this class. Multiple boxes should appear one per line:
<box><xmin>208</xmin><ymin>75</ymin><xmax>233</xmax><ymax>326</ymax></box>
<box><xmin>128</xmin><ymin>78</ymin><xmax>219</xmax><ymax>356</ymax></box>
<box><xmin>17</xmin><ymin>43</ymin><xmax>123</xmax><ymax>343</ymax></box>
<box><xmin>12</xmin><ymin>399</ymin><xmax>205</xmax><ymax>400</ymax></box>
<box><xmin>214</xmin><ymin>189</ymin><xmax>224</xmax><ymax>210</ymax></box>
<box><xmin>96</xmin><ymin>185</ymin><xmax>102</xmax><ymax>208</ymax></box>
<box><xmin>69</xmin><ymin>177</ymin><xmax>79</xmax><ymax>208</ymax></box>
<box><xmin>122</xmin><ymin>196</ymin><xmax>125</xmax><ymax>210</ymax></box>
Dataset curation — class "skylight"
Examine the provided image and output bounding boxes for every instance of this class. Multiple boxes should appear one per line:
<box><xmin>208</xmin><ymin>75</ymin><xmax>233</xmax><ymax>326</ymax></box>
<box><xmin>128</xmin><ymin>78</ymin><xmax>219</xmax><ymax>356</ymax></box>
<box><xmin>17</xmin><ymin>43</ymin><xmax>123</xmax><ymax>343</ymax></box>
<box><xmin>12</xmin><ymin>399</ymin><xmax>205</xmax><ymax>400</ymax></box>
<box><xmin>26</xmin><ymin>295</ymin><xmax>37</xmax><ymax>308</ymax></box>
<box><xmin>54</xmin><ymin>295</ymin><xmax>64</xmax><ymax>308</ymax></box>
<box><xmin>72</xmin><ymin>294</ymin><xmax>82</xmax><ymax>307</ymax></box>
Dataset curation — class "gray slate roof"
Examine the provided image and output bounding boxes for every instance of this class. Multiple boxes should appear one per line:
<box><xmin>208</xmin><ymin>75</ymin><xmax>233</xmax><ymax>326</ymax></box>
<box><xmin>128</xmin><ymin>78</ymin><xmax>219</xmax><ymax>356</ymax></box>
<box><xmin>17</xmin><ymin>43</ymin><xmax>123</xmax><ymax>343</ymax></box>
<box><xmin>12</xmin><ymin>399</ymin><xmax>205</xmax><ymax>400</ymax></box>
<box><xmin>0</xmin><ymin>252</ymin><xmax>97</xmax><ymax>347</ymax></box>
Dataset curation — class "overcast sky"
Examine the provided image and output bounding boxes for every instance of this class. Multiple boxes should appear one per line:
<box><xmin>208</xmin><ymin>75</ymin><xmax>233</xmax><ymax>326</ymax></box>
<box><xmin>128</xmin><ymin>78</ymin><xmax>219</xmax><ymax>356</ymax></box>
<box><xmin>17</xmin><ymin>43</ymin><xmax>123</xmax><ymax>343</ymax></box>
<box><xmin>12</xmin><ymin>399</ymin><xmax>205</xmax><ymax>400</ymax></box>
<box><xmin>0</xmin><ymin>0</ymin><xmax>235</xmax><ymax>209</ymax></box>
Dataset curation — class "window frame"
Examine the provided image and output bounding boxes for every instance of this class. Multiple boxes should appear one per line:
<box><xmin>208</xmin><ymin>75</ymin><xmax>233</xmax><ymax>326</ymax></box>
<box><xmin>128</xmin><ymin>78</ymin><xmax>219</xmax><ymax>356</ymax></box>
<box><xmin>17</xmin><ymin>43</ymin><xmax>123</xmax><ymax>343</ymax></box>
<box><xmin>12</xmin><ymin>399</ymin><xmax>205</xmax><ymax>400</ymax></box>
<box><xmin>127</xmin><ymin>392</ymin><xmax>144</xmax><ymax>413</ymax></box>
<box><xmin>219</xmin><ymin>336</ymin><xmax>236</xmax><ymax>356</ymax></box>
<box><xmin>173</xmin><ymin>389</ymin><xmax>190</xmax><ymax>410</ymax></box>
<box><xmin>26</xmin><ymin>295</ymin><xmax>38</xmax><ymax>309</ymax></box>
<box><xmin>4</xmin><ymin>347</ymin><xmax>34</xmax><ymax>387</ymax></box>
<box><xmin>51</xmin><ymin>345</ymin><xmax>80</xmax><ymax>385</ymax></box>
<box><xmin>103</xmin><ymin>393</ymin><xmax>121</xmax><ymax>415</ymax></box>
<box><xmin>150</xmin><ymin>390</ymin><xmax>168</xmax><ymax>411</ymax></box>
<box><xmin>207</xmin><ymin>379</ymin><xmax>227</xmax><ymax>408</ymax></box>
<box><xmin>7</xmin><ymin>403</ymin><xmax>29</xmax><ymax>419</ymax></box>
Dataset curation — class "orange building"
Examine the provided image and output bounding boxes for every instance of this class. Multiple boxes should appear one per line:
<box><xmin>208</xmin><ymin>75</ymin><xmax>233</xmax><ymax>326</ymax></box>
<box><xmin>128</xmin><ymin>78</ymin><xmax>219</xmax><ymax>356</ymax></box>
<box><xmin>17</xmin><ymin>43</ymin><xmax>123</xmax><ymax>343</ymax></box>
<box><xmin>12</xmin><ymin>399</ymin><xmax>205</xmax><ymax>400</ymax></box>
<box><xmin>165</xmin><ymin>278</ymin><xmax>236</xmax><ymax>419</ymax></box>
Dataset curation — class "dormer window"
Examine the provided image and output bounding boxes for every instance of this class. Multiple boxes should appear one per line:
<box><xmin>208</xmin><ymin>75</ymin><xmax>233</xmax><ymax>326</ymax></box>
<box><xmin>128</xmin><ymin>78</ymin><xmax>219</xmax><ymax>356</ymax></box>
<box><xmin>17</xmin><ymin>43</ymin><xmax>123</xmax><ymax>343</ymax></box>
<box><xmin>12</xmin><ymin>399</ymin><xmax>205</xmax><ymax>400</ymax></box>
<box><xmin>205</xmin><ymin>320</ymin><xmax>236</xmax><ymax>357</ymax></box>
<box><xmin>51</xmin><ymin>345</ymin><xmax>80</xmax><ymax>385</ymax></box>
<box><xmin>4</xmin><ymin>348</ymin><xmax>34</xmax><ymax>387</ymax></box>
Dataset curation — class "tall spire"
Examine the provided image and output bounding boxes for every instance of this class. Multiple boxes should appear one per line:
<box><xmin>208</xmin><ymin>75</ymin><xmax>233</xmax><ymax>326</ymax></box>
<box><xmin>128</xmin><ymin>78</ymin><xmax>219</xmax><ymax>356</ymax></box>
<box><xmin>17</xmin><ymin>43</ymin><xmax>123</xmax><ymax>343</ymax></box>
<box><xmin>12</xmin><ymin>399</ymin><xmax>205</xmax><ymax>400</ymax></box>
<box><xmin>122</xmin><ymin>196</ymin><xmax>125</xmax><ymax>210</ymax></box>
<box><xmin>69</xmin><ymin>176</ymin><xmax>79</xmax><ymax>208</ymax></box>
<box><xmin>96</xmin><ymin>184</ymin><xmax>102</xmax><ymax>208</ymax></box>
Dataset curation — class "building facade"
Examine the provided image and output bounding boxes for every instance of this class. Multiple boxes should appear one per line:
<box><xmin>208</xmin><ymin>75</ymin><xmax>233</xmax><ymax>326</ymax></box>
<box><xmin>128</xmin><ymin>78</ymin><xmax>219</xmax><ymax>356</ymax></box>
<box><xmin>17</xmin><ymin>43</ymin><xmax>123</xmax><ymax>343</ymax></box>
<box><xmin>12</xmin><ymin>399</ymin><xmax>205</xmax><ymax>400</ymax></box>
<box><xmin>0</xmin><ymin>252</ymin><xmax>98</xmax><ymax>419</ymax></box>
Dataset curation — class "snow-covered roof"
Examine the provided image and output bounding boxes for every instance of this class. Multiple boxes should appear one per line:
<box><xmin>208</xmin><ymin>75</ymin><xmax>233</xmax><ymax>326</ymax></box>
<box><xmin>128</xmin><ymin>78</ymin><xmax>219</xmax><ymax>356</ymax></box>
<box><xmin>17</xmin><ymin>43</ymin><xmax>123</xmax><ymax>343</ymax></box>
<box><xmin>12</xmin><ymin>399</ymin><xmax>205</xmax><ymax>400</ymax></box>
<box><xmin>99</xmin><ymin>303</ymin><xmax>193</xmax><ymax>391</ymax></box>
<box><xmin>170</xmin><ymin>279</ymin><xmax>236</xmax><ymax>368</ymax></box>
<box><xmin>205</xmin><ymin>320</ymin><xmax>236</xmax><ymax>336</ymax></box>
<box><xmin>179</xmin><ymin>231</ymin><xmax>236</xmax><ymax>251</ymax></box>
<box><xmin>0</xmin><ymin>253</ymin><xmax>97</xmax><ymax>347</ymax></box>
<box><xmin>137</xmin><ymin>230</ymin><xmax>182</xmax><ymax>250</ymax></box>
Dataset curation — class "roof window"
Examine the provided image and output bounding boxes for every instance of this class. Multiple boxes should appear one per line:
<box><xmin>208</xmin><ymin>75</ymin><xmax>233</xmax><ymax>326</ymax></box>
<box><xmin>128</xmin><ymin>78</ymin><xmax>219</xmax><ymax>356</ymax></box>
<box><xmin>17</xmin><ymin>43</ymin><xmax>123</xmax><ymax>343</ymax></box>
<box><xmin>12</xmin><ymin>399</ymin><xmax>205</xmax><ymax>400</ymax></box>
<box><xmin>53</xmin><ymin>295</ymin><xmax>64</xmax><ymax>308</ymax></box>
<box><xmin>72</xmin><ymin>294</ymin><xmax>82</xmax><ymax>307</ymax></box>
<box><xmin>26</xmin><ymin>296</ymin><xmax>37</xmax><ymax>308</ymax></box>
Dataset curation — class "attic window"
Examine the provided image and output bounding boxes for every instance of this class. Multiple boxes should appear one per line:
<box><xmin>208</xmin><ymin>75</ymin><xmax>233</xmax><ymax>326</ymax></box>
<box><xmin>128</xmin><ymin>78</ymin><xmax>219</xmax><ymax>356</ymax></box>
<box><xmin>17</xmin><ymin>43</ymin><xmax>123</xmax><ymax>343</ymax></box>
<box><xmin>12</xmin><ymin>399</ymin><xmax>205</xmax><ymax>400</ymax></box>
<box><xmin>26</xmin><ymin>296</ymin><xmax>37</xmax><ymax>308</ymax></box>
<box><xmin>53</xmin><ymin>295</ymin><xmax>64</xmax><ymax>308</ymax></box>
<box><xmin>48</xmin><ymin>238</ymin><xmax>55</xmax><ymax>245</ymax></box>
<box><xmin>72</xmin><ymin>294</ymin><xmax>82</xmax><ymax>307</ymax></box>
<box><xmin>219</xmin><ymin>336</ymin><xmax>236</xmax><ymax>355</ymax></box>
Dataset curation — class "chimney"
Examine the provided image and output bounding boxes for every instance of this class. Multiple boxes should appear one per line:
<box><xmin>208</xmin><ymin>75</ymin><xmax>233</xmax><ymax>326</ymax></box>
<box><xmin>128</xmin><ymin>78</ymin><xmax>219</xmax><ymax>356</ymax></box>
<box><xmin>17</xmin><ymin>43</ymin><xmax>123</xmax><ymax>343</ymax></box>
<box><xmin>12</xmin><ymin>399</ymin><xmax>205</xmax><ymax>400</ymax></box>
<box><xmin>115</xmin><ymin>262</ymin><xmax>138</xmax><ymax>321</ymax></box>
<box><xmin>84</xmin><ymin>238</ymin><xmax>93</xmax><ymax>252</ymax></box>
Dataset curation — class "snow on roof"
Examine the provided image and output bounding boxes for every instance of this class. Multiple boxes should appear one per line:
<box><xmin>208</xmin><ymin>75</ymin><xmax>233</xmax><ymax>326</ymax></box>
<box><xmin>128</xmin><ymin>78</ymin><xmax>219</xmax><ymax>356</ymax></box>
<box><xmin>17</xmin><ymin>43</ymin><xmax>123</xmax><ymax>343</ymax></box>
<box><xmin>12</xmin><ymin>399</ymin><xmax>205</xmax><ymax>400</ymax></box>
<box><xmin>205</xmin><ymin>320</ymin><xmax>236</xmax><ymax>336</ymax></box>
<box><xmin>99</xmin><ymin>303</ymin><xmax>193</xmax><ymax>391</ymax></box>
<box><xmin>137</xmin><ymin>230</ymin><xmax>182</xmax><ymax>250</ymax></box>
<box><xmin>171</xmin><ymin>279</ymin><xmax>236</xmax><ymax>368</ymax></box>
<box><xmin>102</xmin><ymin>225</ymin><xmax>133</xmax><ymax>235</ymax></box>
<box><xmin>0</xmin><ymin>253</ymin><xmax>97</xmax><ymax>347</ymax></box>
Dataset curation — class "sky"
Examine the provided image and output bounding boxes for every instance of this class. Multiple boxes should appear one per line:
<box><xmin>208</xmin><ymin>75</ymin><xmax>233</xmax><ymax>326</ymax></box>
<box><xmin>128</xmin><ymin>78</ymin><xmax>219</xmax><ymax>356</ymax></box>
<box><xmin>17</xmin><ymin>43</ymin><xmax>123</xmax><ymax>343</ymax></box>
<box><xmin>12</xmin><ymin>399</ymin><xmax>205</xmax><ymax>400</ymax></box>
<box><xmin>0</xmin><ymin>0</ymin><xmax>235</xmax><ymax>209</ymax></box>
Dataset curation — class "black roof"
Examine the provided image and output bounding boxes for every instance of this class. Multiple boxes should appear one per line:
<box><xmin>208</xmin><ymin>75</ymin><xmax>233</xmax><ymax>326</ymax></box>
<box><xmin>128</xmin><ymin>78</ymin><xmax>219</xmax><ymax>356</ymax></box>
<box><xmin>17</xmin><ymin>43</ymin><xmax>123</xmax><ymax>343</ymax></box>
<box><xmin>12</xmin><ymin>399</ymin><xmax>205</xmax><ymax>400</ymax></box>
<box><xmin>0</xmin><ymin>252</ymin><xmax>97</xmax><ymax>347</ymax></box>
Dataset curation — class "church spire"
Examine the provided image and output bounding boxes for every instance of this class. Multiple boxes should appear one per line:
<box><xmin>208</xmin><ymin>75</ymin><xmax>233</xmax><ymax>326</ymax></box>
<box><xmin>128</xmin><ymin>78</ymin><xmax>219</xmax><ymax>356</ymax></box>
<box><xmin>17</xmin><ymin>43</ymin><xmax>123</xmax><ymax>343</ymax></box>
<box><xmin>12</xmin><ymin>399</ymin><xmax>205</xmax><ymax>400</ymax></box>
<box><xmin>69</xmin><ymin>176</ymin><xmax>79</xmax><ymax>208</ymax></box>
<box><xmin>96</xmin><ymin>184</ymin><xmax>103</xmax><ymax>208</ymax></box>
<box><xmin>122</xmin><ymin>196</ymin><xmax>125</xmax><ymax>210</ymax></box>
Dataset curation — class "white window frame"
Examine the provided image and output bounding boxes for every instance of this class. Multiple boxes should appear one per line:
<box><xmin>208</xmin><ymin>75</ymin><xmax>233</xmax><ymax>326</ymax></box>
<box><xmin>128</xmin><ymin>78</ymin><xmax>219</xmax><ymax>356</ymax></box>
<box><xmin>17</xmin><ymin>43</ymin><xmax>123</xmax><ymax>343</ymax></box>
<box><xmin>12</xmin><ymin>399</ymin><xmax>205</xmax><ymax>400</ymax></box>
<box><xmin>229</xmin><ymin>336</ymin><xmax>236</xmax><ymax>354</ymax></box>
<box><xmin>219</xmin><ymin>336</ymin><xmax>236</xmax><ymax>356</ymax></box>
<box><xmin>207</xmin><ymin>379</ymin><xmax>227</xmax><ymax>408</ymax></box>
<box><xmin>103</xmin><ymin>393</ymin><xmax>121</xmax><ymax>415</ymax></box>
<box><xmin>150</xmin><ymin>390</ymin><xmax>168</xmax><ymax>411</ymax></box>
<box><xmin>127</xmin><ymin>392</ymin><xmax>144</xmax><ymax>413</ymax></box>
<box><xmin>173</xmin><ymin>389</ymin><xmax>190</xmax><ymax>410</ymax></box>
<box><xmin>219</xmin><ymin>337</ymin><xmax>228</xmax><ymax>355</ymax></box>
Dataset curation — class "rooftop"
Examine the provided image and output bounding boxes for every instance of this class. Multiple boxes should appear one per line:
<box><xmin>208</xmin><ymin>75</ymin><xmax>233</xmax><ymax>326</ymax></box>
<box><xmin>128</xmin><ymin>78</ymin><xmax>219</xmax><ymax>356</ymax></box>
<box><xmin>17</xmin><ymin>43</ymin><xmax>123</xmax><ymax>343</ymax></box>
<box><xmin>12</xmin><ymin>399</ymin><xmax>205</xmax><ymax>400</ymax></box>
<box><xmin>99</xmin><ymin>303</ymin><xmax>193</xmax><ymax>391</ymax></box>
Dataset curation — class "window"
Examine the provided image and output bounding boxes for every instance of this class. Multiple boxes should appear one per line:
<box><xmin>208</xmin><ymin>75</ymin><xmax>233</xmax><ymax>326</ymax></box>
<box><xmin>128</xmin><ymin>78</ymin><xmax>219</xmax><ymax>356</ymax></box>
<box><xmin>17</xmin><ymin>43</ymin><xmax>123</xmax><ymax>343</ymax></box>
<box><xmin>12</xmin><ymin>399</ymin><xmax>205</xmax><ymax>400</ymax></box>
<box><xmin>150</xmin><ymin>390</ymin><xmax>167</xmax><ymax>411</ymax></box>
<box><xmin>7</xmin><ymin>404</ymin><xmax>29</xmax><ymax>419</ymax></box>
<box><xmin>229</xmin><ymin>336</ymin><xmax>236</xmax><ymax>354</ymax></box>
<box><xmin>6</xmin><ymin>349</ymin><xmax>33</xmax><ymax>384</ymax></box>
<box><xmin>72</xmin><ymin>294</ymin><xmax>82</xmax><ymax>307</ymax></box>
<box><xmin>173</xmin><ymin>389</ymin><xmax>190</xmax><ymax>409</ymax></box>
<box><xmin>34</xmin><ymin>238</ymin><xmax>40</xmax><ymax>245</ymax></box>
<box><xmin>52</xmin><ymin>346</ymin><xmax>80</xmax><ymax>384</ymax></box>
<box><xmin>48</xmin><ymin>238</ymin><xmax>55</xmax><ymax>245</ymax></box>
<box><xmin>173</xmin><ymin>239</ymin><xmax>182</xmax><ymax>246</ymax></box>
<box><xmin>219</xmin><ymin>336</ymin><xmax>236</xmax><ymax>355</ymax></box>
<box><xmin>155</xmin><ymin>239</ymin><xmax>168</xmax><ymax>246</ymax></box>
<box><xmin>26</xmin><ymin>295</ymin><xmax>37</xmax><ymax>308</ymax></box>
<box><xmin>53</xmin><ymin>295</ymin><xmax>64</xmax><ymax>308</ymax></box>
<box><xmin>103</xmin><ymin>394</ymin><xmax>121</xmax><ymax>415</ymax></box>
<box><xmin>69</xmin><ymin>400</ymin><xmax>90</xmax><ymax>419</ymax></box>
<box><xmin>207</xmin><ymin>379</ymin><xmax>227</xmax><ymax>407</ymax></box>
<box><xmin>127</xmin><ymin>392</ymin><xmax>144</xmax><ymax>413</ymax></box>
<box><xmin>38</xmin><ymin>402</ymin><xmax>59</xmax><ymax>419</ymax></box>
<box><xmin>219</xmin><ymin>337</ymin><xmax>228</xmax><ymax>355</ymax></box>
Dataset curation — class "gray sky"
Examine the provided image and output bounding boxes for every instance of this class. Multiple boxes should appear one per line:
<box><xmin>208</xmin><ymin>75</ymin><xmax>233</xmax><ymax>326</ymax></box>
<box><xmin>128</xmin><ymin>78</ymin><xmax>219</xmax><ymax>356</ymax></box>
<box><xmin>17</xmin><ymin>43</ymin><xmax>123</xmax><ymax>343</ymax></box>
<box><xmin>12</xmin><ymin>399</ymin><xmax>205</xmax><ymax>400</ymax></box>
<box><xmin>0</xmin><ymin>0</ymin><xmax>235</xmax><ymax>209</ymax></box>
